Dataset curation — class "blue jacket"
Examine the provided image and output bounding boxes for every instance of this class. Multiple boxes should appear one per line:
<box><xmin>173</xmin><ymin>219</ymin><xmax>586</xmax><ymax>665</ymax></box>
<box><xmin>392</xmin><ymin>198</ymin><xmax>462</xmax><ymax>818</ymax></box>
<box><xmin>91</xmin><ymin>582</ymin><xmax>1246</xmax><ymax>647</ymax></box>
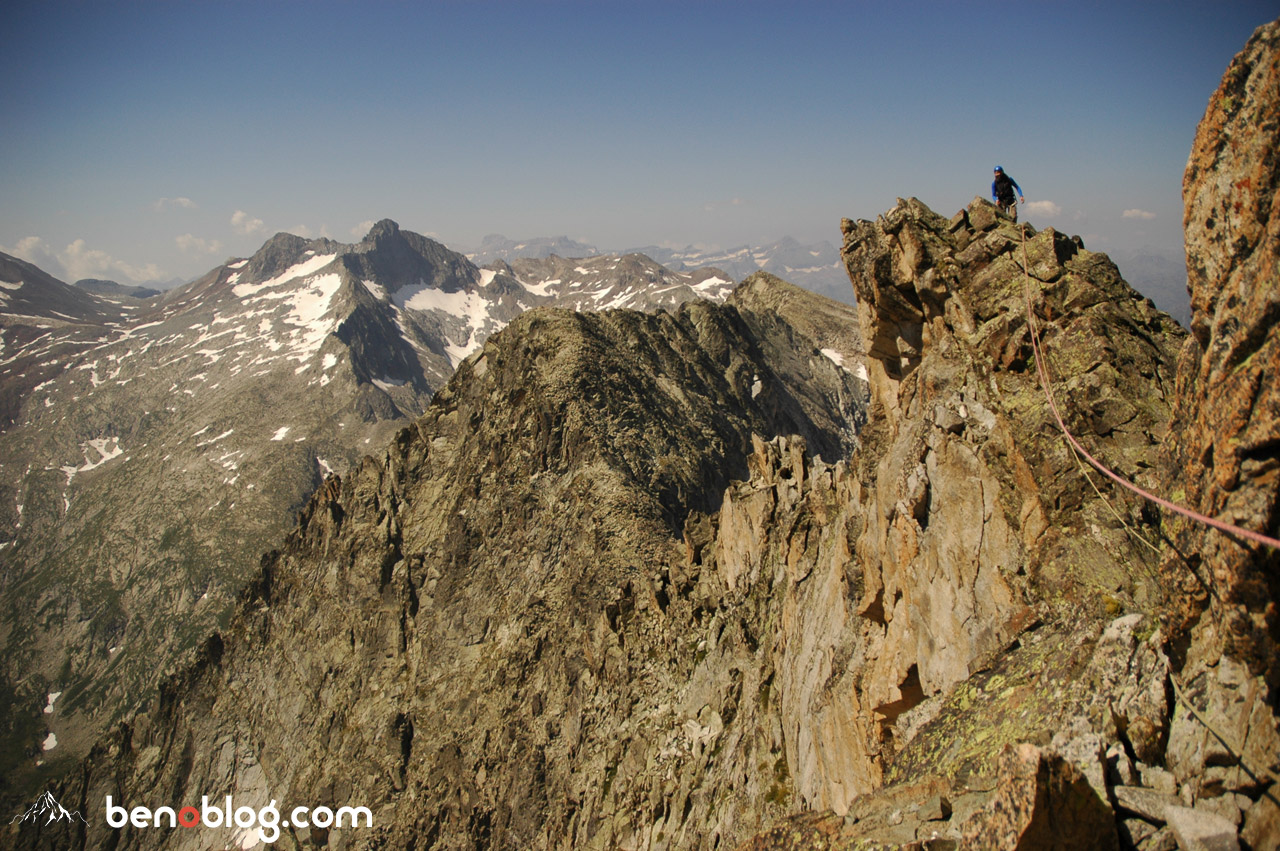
<box><xmin>992</xmin><ymin>172</ymin><xmax>1023</xmax><ymax>203</ymax></box>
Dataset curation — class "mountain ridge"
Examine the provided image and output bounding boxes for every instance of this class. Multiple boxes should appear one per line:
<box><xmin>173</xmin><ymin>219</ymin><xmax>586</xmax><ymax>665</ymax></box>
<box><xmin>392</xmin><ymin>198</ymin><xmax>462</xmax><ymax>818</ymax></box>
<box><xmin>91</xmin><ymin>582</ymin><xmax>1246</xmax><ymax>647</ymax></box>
<box><xmin>1</xmin><ymin>221</ymin><xmax>840</xmax><ymax>809</ymax></box>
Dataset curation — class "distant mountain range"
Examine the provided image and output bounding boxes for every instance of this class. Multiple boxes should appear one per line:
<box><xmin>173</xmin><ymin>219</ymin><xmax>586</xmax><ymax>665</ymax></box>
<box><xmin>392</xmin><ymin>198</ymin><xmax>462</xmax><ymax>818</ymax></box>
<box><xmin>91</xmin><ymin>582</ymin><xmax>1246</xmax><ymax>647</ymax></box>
<box><xmin>0</xmin><ymin>219</ymin><xmax>866</xmax><ymax>803</ymax></box>
<box><xmin>72</xmin><ymin>279</ymin><xmax>161</xmax><ymax>300</ymax></box>
<box><xmin>469</xmin><ymin>234</ymin><xmax>855</xmax><ymax>306</ymax></box>
<box><xmin>466</xmin><ymin>234</ymin><xmax>601</xmax><ymax>265</ymax></box>
<box><xmin>1106</xmin><ymin>248</ymin><xmax>1191</xmax><ymax>327</ymax></box>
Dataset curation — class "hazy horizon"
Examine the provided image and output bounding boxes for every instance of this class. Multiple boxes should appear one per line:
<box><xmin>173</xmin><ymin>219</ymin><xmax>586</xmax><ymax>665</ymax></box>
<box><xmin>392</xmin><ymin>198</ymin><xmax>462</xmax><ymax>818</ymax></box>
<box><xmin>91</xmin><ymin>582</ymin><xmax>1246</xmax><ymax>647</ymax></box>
<box><xmin>2</xmin><ymin>1</ymin><xmax>1274</xmax><ymax>288</ymax></box>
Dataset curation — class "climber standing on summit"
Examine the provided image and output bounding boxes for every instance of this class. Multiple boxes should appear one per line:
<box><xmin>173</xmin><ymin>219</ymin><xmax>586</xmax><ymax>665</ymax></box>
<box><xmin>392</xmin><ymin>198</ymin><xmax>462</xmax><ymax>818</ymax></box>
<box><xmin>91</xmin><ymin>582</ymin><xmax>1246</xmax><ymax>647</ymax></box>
<box><xmin>991</xmin><ymin>165</ymin><xmax>1025</xmax><ymax>221</ymax></box>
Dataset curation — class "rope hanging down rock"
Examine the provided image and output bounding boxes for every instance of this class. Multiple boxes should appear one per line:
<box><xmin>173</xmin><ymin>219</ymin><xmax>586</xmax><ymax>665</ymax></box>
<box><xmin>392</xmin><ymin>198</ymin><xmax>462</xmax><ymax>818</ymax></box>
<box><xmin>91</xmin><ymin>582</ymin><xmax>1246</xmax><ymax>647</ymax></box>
<box><xmin>1018</xmin><ymin>223</ymin><xmax>1280</xmax><ymax>551</ymax></box>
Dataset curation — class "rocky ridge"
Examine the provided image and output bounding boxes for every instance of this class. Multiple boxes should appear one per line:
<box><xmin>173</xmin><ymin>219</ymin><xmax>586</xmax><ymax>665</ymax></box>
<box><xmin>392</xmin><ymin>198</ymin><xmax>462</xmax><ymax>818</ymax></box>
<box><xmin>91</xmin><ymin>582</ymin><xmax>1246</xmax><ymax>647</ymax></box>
<box><xmin>0</xmin><ymin>220</ymin><xmax>775</xmax><ymax>808</ymax></box>
<box><xmin>3</xmin><ymin>168</ymin><xmax>1234</xmax><ymax>851</ymax></box>
<box><xmin>2</xmin><ymin>279</ymin><xmax>868</xmax><ymax>850</ymax></box>
<box><xmin>739</xmin><ymin>17</ymin><xmax>1280</xmax><ymax>850</ymax></box>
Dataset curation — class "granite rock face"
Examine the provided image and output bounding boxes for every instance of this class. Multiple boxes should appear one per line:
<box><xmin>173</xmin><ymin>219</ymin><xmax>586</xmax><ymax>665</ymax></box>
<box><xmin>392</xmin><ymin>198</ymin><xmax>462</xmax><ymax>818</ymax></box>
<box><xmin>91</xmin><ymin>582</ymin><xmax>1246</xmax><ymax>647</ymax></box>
<box><xmin>1167</xmin><ymin>16</ymin><xmax>1280</xmax><ymax>687</ymax></box>
<box><xmin>1161</xmin><ymin>18</ymin><xmax>1280</xmax><ymax>850</ymax></box>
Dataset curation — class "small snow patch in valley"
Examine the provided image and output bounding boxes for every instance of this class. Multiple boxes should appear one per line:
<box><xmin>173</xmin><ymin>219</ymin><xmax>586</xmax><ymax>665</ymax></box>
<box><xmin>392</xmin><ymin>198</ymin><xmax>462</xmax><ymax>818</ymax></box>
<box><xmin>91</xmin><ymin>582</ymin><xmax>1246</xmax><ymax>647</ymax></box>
<box><xmin>60</xmin><ymin>437</ymin><xmax>124</xmax><ymax>484</ymax></box>
<box><xmin>821</xmin><ymin>348</ymin><xmax>868</xmax><ymax>381</ymax></box>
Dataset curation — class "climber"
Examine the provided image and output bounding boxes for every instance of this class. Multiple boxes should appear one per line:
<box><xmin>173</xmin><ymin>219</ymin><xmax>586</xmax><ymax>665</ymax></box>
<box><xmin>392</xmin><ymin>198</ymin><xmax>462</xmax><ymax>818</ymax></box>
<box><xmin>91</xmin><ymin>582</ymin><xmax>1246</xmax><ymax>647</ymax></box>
<box><xmin>991</xmin><ymin>166</ymin><xmax>1025</xmax><ymax>221</ymax></box>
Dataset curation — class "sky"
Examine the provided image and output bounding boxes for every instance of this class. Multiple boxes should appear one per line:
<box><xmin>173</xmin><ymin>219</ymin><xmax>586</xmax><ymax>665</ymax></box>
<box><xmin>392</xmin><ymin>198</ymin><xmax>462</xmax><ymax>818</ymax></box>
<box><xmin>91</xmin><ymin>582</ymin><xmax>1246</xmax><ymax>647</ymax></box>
<box><xmin>1</xmin><ymin>0</ymin><xmax>1275</xmax><ymax>289</ymax></box>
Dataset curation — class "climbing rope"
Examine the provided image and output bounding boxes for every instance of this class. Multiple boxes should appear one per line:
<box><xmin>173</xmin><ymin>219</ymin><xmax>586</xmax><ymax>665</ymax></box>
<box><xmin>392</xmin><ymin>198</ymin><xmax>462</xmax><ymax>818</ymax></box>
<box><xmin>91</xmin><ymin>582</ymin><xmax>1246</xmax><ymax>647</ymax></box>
<box><xmin>1018</xmin><ymin>224</ymin><xmax>1280</xmax><ymax>550</ymax></box>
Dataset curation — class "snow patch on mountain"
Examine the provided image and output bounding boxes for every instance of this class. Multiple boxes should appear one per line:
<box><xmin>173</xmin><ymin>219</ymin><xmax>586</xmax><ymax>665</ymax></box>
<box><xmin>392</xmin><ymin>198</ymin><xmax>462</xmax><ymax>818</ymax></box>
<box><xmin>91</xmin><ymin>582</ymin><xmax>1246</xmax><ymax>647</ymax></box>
<box><xmin>232</xmin><ymin>253</ymin><xmax>337</xmax><ymax>298</ymax></box>
<box><xmin>282</xmin><ymin>273</ymin><xmax>342</xmax><ymax>360</ymax></box>
<box><xmin>521</xmin><ymin>278</ymin><xmax>560</xmax><ymax>297</ymax></box>
<box><xmin>60</xmin><ymin>437</ymin><xmax>124</xmax><ymax>484</ymax></box>
<box><xmin>395</xmin><ymin>284</ymin><xmax>485</xmax><ymax>320</ymax></box>
<box><xmin>821</xmin><ymin>347</ymin><xmax>868</xmax><ymax>380</ymax></box>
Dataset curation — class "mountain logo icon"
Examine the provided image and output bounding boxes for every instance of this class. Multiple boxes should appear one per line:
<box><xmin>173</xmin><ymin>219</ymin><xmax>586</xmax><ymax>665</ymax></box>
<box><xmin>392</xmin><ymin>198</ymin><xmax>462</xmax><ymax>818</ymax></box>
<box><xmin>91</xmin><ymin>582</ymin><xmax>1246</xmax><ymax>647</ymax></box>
<box><xmin>9</xmin><ymin>790</ymin><xmax>88</xmax><ymax>827</ymax></box>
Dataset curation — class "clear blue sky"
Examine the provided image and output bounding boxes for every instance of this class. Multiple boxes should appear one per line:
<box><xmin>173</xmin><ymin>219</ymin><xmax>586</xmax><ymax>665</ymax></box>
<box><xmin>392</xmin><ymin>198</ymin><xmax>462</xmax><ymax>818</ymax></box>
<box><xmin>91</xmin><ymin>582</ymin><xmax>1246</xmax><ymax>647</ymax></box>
<box><xmin>1</xmin><ymin>1</ymin><xmax>1274</xmax><ymax>285</ymax></box>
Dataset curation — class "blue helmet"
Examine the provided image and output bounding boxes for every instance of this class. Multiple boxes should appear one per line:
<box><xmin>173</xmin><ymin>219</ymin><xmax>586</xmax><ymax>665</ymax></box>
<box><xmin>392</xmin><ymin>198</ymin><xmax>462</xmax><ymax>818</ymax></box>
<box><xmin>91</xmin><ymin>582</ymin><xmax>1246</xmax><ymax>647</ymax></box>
<box><xmin>994</xmin><ymin>165</ymin><xmax>1004</xmax><ymax>173</ymax></box>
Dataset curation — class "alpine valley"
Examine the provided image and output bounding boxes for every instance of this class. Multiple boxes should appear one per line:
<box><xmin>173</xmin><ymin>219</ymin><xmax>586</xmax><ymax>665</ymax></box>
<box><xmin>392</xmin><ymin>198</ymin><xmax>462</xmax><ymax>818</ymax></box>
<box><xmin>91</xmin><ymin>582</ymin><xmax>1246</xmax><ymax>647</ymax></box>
<box><xmin>3</xmin><ymin>17</ymin><xmax>1280</xmax><ymax>851</ymax></box>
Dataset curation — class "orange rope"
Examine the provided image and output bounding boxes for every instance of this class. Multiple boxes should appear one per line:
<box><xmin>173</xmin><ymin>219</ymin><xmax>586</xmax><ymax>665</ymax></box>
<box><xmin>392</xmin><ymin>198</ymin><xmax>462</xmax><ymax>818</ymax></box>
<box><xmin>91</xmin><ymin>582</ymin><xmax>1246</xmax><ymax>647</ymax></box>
<box><xmin>1019</xmin><ymin>224</ymin><xmax>1280</xmax><ymax>550</ymax></box>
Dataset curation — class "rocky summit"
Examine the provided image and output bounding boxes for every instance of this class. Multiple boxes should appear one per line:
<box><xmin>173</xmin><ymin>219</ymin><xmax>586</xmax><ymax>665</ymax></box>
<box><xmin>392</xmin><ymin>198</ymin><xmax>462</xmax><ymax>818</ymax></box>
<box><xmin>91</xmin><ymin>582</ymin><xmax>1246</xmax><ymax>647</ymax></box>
<box><xmin>0</xmin><ymin>220</ymin><xmax>758</xmax><ymax>808</ymax></box>
<box><xmin>4</xmin><ymin>17</ymin><xmax>1280</xmax><ymax>851</ymax></box>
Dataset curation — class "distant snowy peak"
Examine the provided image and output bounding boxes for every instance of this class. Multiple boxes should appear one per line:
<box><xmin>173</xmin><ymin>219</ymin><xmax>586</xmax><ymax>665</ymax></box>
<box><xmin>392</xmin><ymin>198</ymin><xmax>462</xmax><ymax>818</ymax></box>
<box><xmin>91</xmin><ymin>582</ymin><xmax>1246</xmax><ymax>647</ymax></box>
<box><xmin>499</xmin><ymin>252</ymin><xmax>734</xmax><ymax>314</ymax></box>
<box><xmin>626</xmin><ymin>238</ymin><xmax>854</xmax><ymax>306</ymax></box>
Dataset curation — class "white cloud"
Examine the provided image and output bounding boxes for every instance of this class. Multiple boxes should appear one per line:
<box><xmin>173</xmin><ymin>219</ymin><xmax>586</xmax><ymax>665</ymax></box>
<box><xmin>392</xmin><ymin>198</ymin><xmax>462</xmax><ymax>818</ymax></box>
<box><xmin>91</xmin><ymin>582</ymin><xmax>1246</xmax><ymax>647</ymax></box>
<box><xmin>1024</xmin><ymin>200</ymin><xmax>1062</xmax><ymax>217</ymax></box>
<box><xmin>176</xmin><ymin>233</ymin><xmax>224</xmax><ymax>255</ymax></box>
<box><xmin>61</xmin><ymin>239</ymin><xmax>162</xmax><ymax>283</ymax></box>
<box><xmin>231</xmin><ymin>210</ymin><xmax>266</xmax><ymax>235</ymax></box>
<box><xmin>3</xmin><ymin>236</ymin><xmax>162</xmax><ymax>283</ymax></box>
<box><xmin>352</xmin><ymin>220</ymin><xmax>377</xmax><ymax>238</ymax></box>
<box><xmin>154</xmin><ymin>196</ymin><xmax>197</xmax><ymax>211</ymax></box>
<box><xmin>2</xmin><ymin>236</ymin><xmax>66</xmax><ymax>277</ymax></box>
<box><xmin>1123</xmin><ymin>209</ymin><xmax>1157</xmax><ymax>220</ymax></box>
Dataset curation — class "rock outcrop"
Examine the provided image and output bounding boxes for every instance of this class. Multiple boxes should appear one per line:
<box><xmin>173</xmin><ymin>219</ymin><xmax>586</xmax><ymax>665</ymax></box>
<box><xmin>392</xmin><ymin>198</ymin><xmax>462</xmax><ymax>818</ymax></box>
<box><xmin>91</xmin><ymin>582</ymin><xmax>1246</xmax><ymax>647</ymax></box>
<box><xmin>739</xmin><ymin>17</ymin><xmax>1280</xmax><ymax>850</ymax></box>
<box><xmin>1160</xmin><ymin>17</ymin><xmax>1280</xmax><ymax>850</ymax></box>
<box><xmin>1167</xmin><ymin>13</ymin><xmax>1280</xmax><ymax>687</ymax></box>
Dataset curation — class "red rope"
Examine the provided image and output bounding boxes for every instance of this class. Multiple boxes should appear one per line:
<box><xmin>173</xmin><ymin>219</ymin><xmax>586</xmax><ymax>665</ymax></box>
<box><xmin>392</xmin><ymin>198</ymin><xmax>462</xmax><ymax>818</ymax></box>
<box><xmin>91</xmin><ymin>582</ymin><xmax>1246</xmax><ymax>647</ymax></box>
<box><xmin>1019</xmin><ymin>225</ymin><xmax>1280</xmax><ymax>550</ymax></box>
